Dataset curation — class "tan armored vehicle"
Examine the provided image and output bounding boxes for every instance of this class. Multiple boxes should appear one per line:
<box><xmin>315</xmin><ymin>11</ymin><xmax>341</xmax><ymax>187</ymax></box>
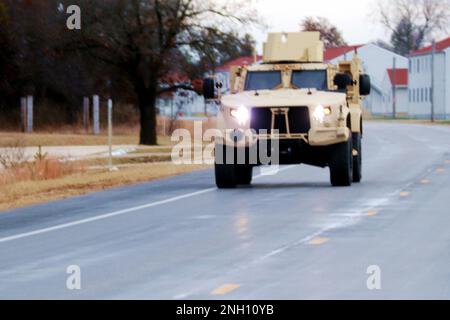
<box><xmin>203</xmin><ymin>32</ymin><xmax>371</xmax><ymax>188</ymax></box>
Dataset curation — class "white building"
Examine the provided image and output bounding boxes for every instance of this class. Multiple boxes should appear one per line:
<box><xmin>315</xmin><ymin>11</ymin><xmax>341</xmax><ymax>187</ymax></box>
<box><xmin>408</xmin><ymin>37</ymin><xmax>450</xmax><ymax>119</ymax></box>
<box><xmin>377</xmin><ymin>68</ymin><xmax>409</xmax><ymax>116</ymax></box>
<box><xmin>325</xmin><ymin>44</ymin><xmax>408</xmax><ymax>115</ymax></box>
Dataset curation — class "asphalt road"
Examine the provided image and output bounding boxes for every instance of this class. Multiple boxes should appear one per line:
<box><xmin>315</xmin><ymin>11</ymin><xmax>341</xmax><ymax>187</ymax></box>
<box><xmin>1</xmin><ymin>122</ymin><xmax>450</xmax><ymax>299</ymax></box>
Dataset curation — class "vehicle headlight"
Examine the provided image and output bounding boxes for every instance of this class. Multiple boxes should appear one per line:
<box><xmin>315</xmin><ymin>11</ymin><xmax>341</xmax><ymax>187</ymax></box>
<box><xmin>313</xmin><ymin>105</ymin><xmax>332</xmax><ymax>122</ymax></box>
<box><xmin>230</xmin><ymin>106</ymin><xmax>250</xmax><ymax>126</ymax></box>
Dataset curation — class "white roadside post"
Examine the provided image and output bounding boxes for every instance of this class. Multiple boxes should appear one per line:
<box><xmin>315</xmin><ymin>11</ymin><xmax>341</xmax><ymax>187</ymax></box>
<box><xmin>26</xmin><ymin>95</ymin><xmax>34</xmax><ymax>133</ymax></box>
<box><xmin>107</xmin><ymin>99</ymin><xmax>115</xmax><ymax>170</ymax></box>
<box><xmin>92</xmin><ymin>95</ymin><xmax>100</xmax><ymax>135</ymax></box>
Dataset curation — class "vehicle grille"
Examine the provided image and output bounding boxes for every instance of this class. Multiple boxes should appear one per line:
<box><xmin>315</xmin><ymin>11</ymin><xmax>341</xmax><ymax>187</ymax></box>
<box><xmin>250</xmin><ymin>107</ymin><xmax>311</xmax><ymax>134</ymax></box>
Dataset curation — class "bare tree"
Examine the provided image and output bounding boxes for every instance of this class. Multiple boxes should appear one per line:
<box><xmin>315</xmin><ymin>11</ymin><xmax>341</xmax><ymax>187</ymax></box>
<box><xmin>300</xmin><ymin>17</ymin><xmax>347</xmax><ymax>48</ymax></box>
<box><xmin>65</xmin><ymin>0</ymin><xmax>258</xmax><ymax>145</ymax></box>
<box><xmin>376</xmin><ymin>0</ymin><xmax>450</xmax><ymax>54</ymax></box>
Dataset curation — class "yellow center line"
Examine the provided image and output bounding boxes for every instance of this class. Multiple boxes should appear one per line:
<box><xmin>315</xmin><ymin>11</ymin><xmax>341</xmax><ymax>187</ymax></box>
<box><xmin>367</xmin><ymin>210</ymin><xmax>378</xmax><ymax>217</ymax></box>
<box><xmin>400</xmin><ymin>191</ymin><xmax>410</xmax><ymax>197</ymax></box>
<box><xmin>211</xmin><ymin>284</ymin><xmax>240</xmax><ymax>296</ymax></box>
<box><xmin>308</xmin><ymin>237</ymin><xmax>329</xmax><ymax>245</ymax></box>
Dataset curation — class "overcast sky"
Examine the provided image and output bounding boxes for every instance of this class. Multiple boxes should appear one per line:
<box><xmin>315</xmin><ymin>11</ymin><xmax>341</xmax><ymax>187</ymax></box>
<box><xmin>251</xmin><ymin>0</ymin><xmax>388</xmax><ymax>52</ymax></box>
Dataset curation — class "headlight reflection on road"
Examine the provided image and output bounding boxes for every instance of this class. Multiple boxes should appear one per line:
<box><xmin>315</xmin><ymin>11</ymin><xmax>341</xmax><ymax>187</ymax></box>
<box><xmin>235</xmin><ymin>212</ymin><xmax>250</xmax><ymax>241</ymax></box>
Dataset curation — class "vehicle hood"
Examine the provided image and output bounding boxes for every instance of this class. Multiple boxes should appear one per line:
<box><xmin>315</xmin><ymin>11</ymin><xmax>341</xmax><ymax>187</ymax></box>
<box><xmin>221</xmin><ymin>89</ymin><xmax>346</xmax><ymax>108</ymax></box>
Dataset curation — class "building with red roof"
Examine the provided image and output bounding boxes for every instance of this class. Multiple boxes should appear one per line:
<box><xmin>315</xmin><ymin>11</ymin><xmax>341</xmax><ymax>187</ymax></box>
<box><xmin>408</xmin><ymin>37</ymin><xmax>450</xmax><ymax>119</ymax></box>
<box><xmin>324</xmin><ymin>43</ymin><xmax>409</xmax><ymax>116</ymax></box>
<box><xmin>377</xmin><ymin>68</ymin><xmax>410</xmax><ymax>116</ymax></box>
<box><xmin>324</xmin><ymin>45</ymin><xmax>364</xmax><ymax>62</ymax></box>
<box><xmin>387</xmin><ymin>69</ymin><xmax>408</xmax><ymax>87</ymax></box>
<box><xmin>410</xmin><ymin>37</ymin><xmax>450</xmax><ymax>57</ymax></box>
<box><xmin>214</xmin><ymin>56</ymin><xmax>263</xmax><ymax>93</ymax></box>
<box><xmin>216</xmin><ymin>56</ymin><xmax>262</xmax><ymax>72</ymax></box>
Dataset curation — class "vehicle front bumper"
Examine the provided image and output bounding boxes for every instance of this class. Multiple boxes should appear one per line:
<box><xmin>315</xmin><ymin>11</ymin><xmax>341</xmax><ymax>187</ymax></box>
<box><xmin>217</xmin><ymin>126</ymin><xmax>350</xmax><ymax>148</ymax></box>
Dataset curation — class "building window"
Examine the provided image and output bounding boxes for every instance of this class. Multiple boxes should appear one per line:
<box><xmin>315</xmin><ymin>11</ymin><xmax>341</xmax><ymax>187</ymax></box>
<box><xmin>430</xmin><ymin>88</ymin><xmax>433</xmax><ymax>102</ymax></box>
<box><xmin>425</xmin><ymin>88</ymin><xmax>428</xmax><ymax>101</ymax></box>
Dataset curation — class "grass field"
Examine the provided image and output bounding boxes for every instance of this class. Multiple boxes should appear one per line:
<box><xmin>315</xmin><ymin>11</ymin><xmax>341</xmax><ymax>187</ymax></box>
<box><xmin>0</xmin><ymin>162</ymin><xmax>210</xmax><ymax>211</ymax></box>
<box><xmin>0</xmin><ymin>131</ymin><xmax>175</xmax><ymax>147</ymax></box>
<box><xmin>0</xmin><ymin>129</ymin><xmax>209</xmax><ymax>211</ymax></box>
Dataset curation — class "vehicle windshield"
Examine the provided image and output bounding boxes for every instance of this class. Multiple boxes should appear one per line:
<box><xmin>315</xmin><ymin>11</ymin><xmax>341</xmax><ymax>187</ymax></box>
<box><xmin>292</xmin><ymin>70</ymin><xmax>328</xmax><ymax>90</ymax></box>
<box><xmin>245</xmin><ymin>71</ymin><xmax>282</xmax><ymax>91</ymax></box>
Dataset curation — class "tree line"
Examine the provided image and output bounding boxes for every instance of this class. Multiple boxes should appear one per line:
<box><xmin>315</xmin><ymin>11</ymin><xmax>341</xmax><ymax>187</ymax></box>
<box><xmin>0</xmin><ymin>0</ymin><xmax>257</xmax><ymax>144</ymax></box>
<box><xmin>1</xmin><ymin>0</ymin><xmax>448</xmax><ymax>144</ymax></box>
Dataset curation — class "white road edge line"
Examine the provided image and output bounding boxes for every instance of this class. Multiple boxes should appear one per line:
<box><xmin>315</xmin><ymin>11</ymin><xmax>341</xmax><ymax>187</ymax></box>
<box><xmin>0</xmin><ymin>165</ymin><xmax>296</xmax><ymax>244</ymax></box>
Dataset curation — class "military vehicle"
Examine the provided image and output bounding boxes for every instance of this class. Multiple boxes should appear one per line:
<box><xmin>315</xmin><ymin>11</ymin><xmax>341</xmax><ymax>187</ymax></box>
<box><xmin>203</xmin><ymin>32</ymin><xmax>371</xmax><ymax>188</ymax></box>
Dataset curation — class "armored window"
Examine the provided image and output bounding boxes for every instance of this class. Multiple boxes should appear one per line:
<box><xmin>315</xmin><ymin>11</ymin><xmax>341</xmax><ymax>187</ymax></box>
<box><xmin>291</xmin><ymin>70</ymin><xmax>328</xmax><ymax>90</ymax></box>
<box><xmin>244</xmin><ymin>71</ymin><xmax>282</xmax><ymax>91</ymax></box>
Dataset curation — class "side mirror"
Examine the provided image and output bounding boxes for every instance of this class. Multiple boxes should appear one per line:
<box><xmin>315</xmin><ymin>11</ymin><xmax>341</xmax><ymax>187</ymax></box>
<box><xmin>333</xmin><ymin>73</ymin><xmax>353</xmax><ymax>90</ymax></box>
<box><xmin>203</xmin><ymin>78</ymin><xmax>216</xmax><ymax>100</ymax></box>
<box><xmin>359</xmin><ymin>74</ymin><xmax>371</xmax><ymax>96</ymax></box>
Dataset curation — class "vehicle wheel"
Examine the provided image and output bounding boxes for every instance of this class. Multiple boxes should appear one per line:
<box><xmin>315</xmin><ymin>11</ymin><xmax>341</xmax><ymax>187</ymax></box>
<box><xmin>215</xmin><ymin>163</ymin><xmax>237</xmax><ymax>189</ymax></box>
<box><xmin>352</xmin><ymin>133</ymin><xmax>362</xmax><ymax>183</ymax></box>
<box><xmin>329</xmin><ymin>136</ymin><xmax>353</xmax><ymax>187</ymax></box>
<box><xmin>236</xmin><ymin>165</ymin><xmax>253</xmax><ymax>185</ymax></box>
<box><xmin>215</xmin><ymin>144</ymin><xmax>236</xmax><ymax>188</ymax></box>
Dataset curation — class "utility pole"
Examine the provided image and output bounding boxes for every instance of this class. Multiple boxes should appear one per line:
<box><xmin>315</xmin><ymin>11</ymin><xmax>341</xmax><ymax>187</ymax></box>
<box><xmin>431</xmin><ymin>40</ymin><xmax>436</xmax><ymax>122</ymax></box>
<box><xmin>392</xmin><ymin>57</ymin><xmax>397</xmax><ymax>119</ymax></box>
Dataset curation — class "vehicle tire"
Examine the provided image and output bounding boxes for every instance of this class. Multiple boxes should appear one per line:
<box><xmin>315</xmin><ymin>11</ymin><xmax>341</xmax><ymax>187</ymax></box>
<box><xmin>214</xmin><ymin>144</ymin><xmax>253</xmax><ymax>188</ymax></box>
<box><xmin>215</xmin><ymin>163</ymin><xmax>237</xmax><ymax>189</ymax></box>
<box><xmin>352</xmin><ymin>133</ymin><xmax>362</xmax><ymax>183</ymax></box>
<box><xmin>236</xmin><ymin>165</ymin><xmax>253</xmax><ymax>185</ymax></box>
<box><xmin>329</xmin><ymin>136</ymin><xmax>353</xmax><ymax>187</ymax></box>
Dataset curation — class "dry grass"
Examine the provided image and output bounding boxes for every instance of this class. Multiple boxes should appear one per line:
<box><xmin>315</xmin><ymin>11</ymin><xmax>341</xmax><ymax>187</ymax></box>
<box><xmin>0</xmin><ymin>162</ymin><xmax>210</xmax><ymax>211</ymax></box>
<box><xmin>0</xmin><ymin>139</ymin><xmax>27</xmax><ymax>168</ymax></box>
<box><xmin>0</xmin><ymin>132</ymin><xmax>175</xmax><ymax>147</ymax></box>
<box><xmin>0</xmin><ymin>159</ymin><xmax>84</xmax><ymax>185</ymax></box>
